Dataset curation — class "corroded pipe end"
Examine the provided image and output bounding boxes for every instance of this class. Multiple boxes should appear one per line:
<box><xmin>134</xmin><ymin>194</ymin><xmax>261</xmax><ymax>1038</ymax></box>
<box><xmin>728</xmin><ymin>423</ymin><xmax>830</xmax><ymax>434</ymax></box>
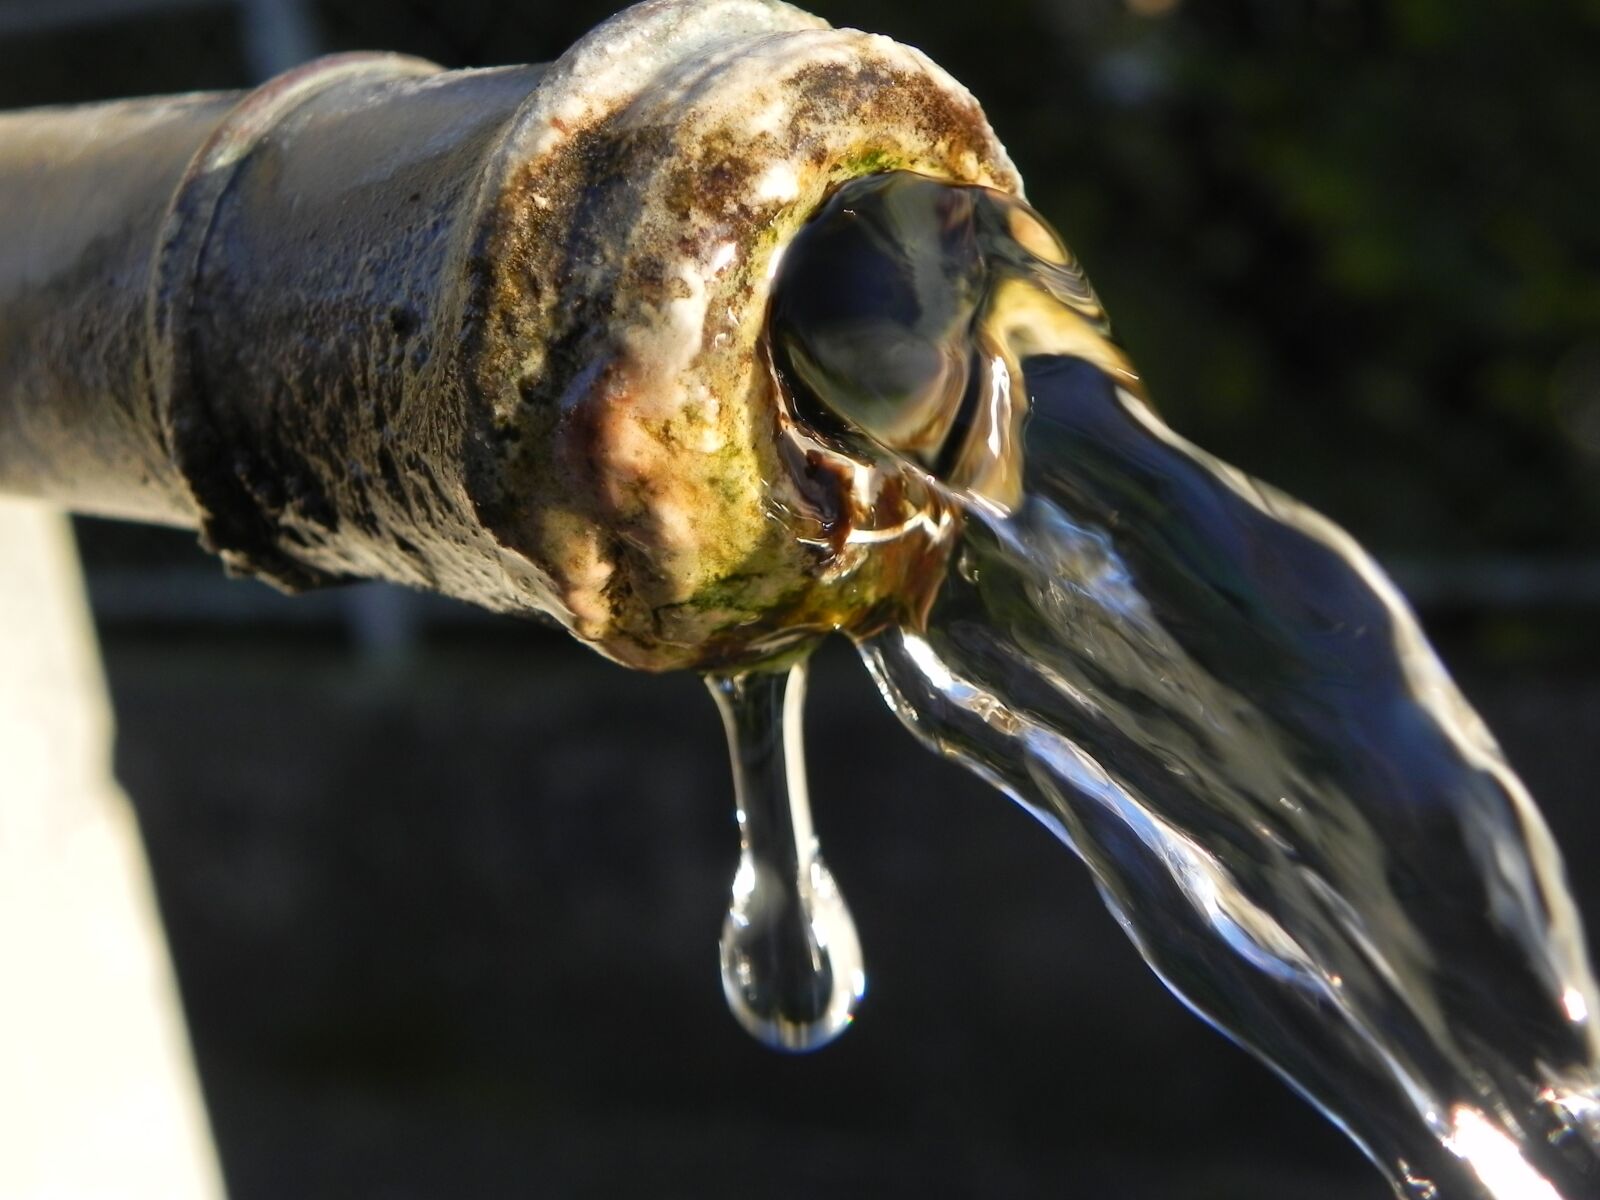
<box><xmin>465</xmin><ymin>0</ymin><xmax>1019</xmax><ymax>669</ymax></box>
<box><xmin>0</xmin><ymin>0</ymin><xmax>1017</xmax><ymax>672</ymax></box>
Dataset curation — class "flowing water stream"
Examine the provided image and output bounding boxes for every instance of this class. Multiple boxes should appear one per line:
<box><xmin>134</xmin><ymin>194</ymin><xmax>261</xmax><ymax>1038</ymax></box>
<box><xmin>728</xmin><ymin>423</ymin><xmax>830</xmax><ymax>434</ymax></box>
<box><xmin>708</xmin><ymin>172</ymin><xmax>1599</xmax><ymax>1198</ymax></box>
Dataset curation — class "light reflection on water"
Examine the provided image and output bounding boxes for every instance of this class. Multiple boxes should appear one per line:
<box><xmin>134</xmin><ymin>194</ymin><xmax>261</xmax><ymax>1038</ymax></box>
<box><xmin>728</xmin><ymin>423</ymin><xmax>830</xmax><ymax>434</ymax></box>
<box><xmin>766</xmin><ymin>172</ymin><xmax>1600</xmax><ymax>1198</ymax></box>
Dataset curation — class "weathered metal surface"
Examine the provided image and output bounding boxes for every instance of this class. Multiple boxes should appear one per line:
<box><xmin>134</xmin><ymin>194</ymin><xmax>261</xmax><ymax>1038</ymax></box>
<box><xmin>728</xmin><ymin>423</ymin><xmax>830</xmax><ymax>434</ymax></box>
<box><xmin>0</xmin><ymin>0</ymin><xmax>1019</xmax><ymax>669</ymax></box>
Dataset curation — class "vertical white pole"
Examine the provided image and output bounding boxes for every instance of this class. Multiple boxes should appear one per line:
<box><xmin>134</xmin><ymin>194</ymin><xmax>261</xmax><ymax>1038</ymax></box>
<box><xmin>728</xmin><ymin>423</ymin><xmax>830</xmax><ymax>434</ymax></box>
<box><xmin>0</xmin><ymin>498</ymin><xmax>224</xmax><ymax>1199</ymax></box>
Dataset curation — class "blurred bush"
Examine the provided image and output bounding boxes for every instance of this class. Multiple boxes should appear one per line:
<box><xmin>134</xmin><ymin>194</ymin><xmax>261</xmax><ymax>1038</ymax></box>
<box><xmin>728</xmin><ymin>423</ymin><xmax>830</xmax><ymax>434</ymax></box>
<box><xmin>314</xmin><ymin>0</ymin><xmax>1600</xmax><ymax>559</ymax></box>
<box><xmin>4</xmin><ymin>0</ymin><xmax>1595</xmax><ymax>558</ymax></box>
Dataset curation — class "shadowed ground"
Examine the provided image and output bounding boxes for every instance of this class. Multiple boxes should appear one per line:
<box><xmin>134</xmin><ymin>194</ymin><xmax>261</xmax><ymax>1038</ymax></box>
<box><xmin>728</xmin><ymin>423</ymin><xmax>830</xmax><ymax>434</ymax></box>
<box><xmin>104</xmin><ymin>617</ymin><xmax>1600</xmax><ymax>1199</ymax></box>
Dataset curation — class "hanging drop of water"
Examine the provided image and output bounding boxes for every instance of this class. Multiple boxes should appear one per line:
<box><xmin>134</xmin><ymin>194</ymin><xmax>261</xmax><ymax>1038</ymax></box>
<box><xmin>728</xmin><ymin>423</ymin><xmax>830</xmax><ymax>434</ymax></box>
<box><xmin>705</xmin><ymin>662</ymin><xmax>864</xmax><ymax>1052</ymax></box>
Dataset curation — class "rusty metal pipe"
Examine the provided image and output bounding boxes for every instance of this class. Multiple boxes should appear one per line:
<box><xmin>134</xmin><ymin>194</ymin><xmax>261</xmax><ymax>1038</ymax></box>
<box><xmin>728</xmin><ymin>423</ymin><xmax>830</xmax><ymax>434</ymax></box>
<box><xmin>0</xmin><ymin>0</ymin><xmax>1018</xmax><ymax>669</ymax></box>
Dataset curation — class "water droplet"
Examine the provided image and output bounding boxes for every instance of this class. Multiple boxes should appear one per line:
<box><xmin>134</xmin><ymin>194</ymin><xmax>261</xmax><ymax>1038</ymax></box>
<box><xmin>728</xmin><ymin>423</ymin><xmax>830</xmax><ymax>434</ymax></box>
<box><xmin>704</xmin><ymin>662</ymin><xmax>865</xmax><ymax>1052</ymax></box>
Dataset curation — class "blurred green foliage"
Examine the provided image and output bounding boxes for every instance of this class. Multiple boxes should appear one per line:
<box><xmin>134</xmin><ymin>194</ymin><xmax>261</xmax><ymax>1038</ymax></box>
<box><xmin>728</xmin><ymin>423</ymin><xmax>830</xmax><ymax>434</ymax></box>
<box><xmin>330</xmin><ymin>0</ymin><xmax>1600</xmax><ymax>557</ymax></box>
<box><xmin>7</xmin><ymin>0</ymin><xmax>1598</xmax><ymax>557</ymax></box>
<box><xmin>801</xmin><ymin>0</ymin><xmax>1600</xmax><ymax>557</ymax></box>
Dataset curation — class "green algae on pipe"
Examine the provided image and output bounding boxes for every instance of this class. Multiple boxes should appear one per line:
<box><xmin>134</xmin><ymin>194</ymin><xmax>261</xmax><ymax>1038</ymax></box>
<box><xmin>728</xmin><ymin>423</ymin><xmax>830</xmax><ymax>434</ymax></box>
<box><xmin>0</xmin><ymin>0</ymin><xmax>1018</xmax><ymax>670</ymax></box>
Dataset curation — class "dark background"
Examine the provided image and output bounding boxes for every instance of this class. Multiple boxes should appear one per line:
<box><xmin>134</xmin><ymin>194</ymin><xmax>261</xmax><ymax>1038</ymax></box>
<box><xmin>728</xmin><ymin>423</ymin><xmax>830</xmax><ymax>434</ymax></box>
<box><xmin>3</xmin><ymin>0</ymin><xmax>1599</xmax><ymax>1196</ymax></box>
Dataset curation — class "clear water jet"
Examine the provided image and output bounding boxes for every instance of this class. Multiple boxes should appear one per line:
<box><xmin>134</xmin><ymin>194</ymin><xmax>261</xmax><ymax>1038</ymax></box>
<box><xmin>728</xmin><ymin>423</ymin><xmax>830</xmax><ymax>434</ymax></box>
<box><xmin>745</xmin><ymin>171</ymin><xmax>1600</xmax><ymax>1199</ymax></box>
